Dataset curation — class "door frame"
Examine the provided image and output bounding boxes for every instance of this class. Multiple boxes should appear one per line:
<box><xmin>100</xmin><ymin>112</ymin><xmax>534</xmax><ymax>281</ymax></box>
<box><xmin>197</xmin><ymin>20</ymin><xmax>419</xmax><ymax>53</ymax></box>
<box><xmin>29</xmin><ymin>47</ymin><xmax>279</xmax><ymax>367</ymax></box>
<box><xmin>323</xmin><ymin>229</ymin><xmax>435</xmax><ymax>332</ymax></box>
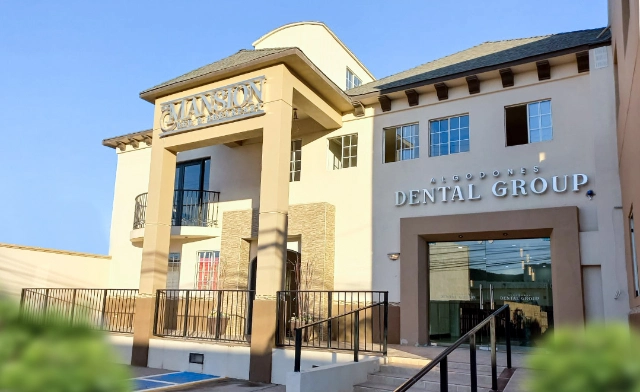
<box><xmin>399</xmin><ymin>206</ymin><xmax>583</xmax><ymax>346</ymax></box>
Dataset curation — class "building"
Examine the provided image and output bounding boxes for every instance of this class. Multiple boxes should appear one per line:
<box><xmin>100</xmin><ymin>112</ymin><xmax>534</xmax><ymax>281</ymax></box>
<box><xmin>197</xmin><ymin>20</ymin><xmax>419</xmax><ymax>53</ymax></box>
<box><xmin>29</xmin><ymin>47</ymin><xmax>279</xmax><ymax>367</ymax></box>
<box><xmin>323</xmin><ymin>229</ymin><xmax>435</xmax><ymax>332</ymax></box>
<box><xmin>609</xmin><ymin>0</ymin><xmax>640</xmax><ymax>329</ymax></box>
<box><xmin>3</xmin><ymin>20</ymin><xmax>634</xmax><ymax>384</ymax></box>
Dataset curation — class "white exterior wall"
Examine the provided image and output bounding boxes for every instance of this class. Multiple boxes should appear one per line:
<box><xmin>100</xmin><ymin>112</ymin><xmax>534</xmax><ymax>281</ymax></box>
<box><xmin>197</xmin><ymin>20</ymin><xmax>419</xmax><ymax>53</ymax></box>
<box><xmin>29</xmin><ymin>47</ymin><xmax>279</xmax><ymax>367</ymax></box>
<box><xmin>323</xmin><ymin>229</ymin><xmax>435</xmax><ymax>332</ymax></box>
<box><xmin>253</xmin><ymin>22</ymin><xmax>374</xmax><ymax>90</ymax></box>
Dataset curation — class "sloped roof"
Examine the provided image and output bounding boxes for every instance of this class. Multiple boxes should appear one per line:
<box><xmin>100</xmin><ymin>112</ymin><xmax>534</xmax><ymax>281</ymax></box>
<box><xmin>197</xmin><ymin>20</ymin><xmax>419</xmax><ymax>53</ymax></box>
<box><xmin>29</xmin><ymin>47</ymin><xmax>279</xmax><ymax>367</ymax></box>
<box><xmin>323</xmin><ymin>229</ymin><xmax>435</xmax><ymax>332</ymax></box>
<box><xmin>140</xmin><ymin>48</ymin><xmax>294</xmax><ymax>95</ymax></box>
<box><xmin>346</xmin><ymin>27</ymin><xmax>610</xmax><ymax>96</ymax></box>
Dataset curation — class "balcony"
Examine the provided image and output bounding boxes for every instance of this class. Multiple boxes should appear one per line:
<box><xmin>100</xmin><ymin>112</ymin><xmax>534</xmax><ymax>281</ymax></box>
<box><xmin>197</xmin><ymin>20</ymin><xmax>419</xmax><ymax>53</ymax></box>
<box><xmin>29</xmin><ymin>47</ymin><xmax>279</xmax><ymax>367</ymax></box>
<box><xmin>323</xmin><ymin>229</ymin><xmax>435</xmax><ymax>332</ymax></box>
<box><xmin>130</xmin><ymin>189</ymin><xmax>221</xmax><ymax>243</ymax></box>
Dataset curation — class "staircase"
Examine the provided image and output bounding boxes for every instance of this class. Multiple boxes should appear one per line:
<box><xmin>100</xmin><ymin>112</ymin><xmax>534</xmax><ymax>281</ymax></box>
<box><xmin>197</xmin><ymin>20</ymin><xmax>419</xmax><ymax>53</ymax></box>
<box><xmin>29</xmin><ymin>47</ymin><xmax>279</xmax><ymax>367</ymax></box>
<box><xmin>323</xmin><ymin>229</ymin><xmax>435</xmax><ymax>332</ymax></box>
<box><xmin>354</xmin><ymin>356</ymin><xmax>513</xmax><ymax>392</ymax></box>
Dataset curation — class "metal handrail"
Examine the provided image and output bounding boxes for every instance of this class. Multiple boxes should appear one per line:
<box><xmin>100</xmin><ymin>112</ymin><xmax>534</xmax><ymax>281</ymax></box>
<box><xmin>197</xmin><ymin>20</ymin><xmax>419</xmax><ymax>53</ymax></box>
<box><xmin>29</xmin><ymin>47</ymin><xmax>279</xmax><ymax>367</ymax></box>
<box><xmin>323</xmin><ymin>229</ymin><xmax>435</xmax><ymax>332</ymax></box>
<box><xmin>394</xmin><ymin>304</ymin><xmax>511</xmax><ymax>392</ymax></box>
<box><xmin>293</xmin><ymin>301</ymin><xmax>388</xmax><ymax>372</ymax></box>
<box><xmin>133</xmin><ymin>189</ymin><xmax>221</xmax><ymax>229</ymax></box>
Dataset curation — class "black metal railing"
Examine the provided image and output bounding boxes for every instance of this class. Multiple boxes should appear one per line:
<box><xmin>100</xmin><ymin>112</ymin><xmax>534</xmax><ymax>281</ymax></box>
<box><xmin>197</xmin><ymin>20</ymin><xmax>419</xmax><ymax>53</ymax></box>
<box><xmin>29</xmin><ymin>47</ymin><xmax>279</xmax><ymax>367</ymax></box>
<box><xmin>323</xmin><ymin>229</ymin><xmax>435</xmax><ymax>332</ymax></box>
<box><xmin>394</xmin><ymin>304</ymin><xmax>512</xmax><ymax>392</ymax></box>
<box><xmin>133</xmin><ymin>189</ymin><xmax>221</xmax><ymax>229</ymax></box>
<box><xmin>154</xmin><ymin>289</ymin><xmax>254</xmax><ymax>343</ymax></box>
<box><xmin>20</xmin><ymin>288</ymin><xmax>138</xmax><ymax>334</ymax></box>
<box><xmin>276</xmin><ymin>291</ymin><xmax>388</xmax><ymax>360</ymax></box>
<box><xmin>292</xmin><ymin>301</ymin><xmax>388</xmax><ymax>372</ymax></box>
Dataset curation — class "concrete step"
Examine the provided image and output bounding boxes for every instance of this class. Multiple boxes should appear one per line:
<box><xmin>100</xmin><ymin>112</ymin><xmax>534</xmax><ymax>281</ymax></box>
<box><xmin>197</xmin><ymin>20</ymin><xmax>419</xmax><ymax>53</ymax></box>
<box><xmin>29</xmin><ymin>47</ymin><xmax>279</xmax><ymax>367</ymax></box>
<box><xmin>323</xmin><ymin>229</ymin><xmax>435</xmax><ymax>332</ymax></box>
<box><xmin>379</xmin><ymin>363</ymin><xmax>506</xmax><ymax>377</ymax></box>
<box><xmin>354</xmin><ymin>380</ymin><xmax>493</xmax><ymax>392</ymax></box>
<box><xmin>367</xmin><ymin>372</ymin><xmax>499</xmax><ymax>390</ymax></box>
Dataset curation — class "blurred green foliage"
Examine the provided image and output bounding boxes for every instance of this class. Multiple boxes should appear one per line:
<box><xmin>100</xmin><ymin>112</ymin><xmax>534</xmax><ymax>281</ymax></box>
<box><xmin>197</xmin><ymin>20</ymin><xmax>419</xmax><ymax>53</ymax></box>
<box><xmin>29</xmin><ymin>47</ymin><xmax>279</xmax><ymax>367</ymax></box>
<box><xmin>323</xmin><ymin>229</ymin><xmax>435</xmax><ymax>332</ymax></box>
<box><xmin>0</xmin><ymin>297</ymin><xmax>132</xmax><ymax>392</ymax></box>
<box><xmin>528</xmin><ymin>323</ymin><xmax>640</xmax><ymax>392</ymax></box>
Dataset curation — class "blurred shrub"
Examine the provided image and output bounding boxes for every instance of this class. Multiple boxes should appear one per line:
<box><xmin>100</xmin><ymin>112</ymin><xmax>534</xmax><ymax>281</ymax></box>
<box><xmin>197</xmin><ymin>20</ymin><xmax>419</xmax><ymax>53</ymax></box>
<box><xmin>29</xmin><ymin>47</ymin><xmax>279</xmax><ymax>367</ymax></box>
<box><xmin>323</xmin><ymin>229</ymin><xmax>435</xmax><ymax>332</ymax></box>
<box><xmin>0</xmin><ymin>297</ymin><xmax>131</xmax><ymax>392</ymax></box>
<box><xmin>528</xmin><ymin>323</ymin><xmax>640</xmax><ymax>392</ymax></box>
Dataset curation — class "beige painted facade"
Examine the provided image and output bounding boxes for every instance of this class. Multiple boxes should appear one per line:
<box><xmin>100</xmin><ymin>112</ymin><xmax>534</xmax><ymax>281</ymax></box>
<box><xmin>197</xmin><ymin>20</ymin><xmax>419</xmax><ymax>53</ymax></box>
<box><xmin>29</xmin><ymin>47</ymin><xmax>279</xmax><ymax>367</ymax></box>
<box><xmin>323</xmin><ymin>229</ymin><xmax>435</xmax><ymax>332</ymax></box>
<box><xmin>609</xmin><ymin>0</ymin><xmax>640</xmax><ymax>328</ymax></box>
<box><xmin>3</xmin><ymin>19</ymin><xmax>638</xmax><ymax>382</ymax></box>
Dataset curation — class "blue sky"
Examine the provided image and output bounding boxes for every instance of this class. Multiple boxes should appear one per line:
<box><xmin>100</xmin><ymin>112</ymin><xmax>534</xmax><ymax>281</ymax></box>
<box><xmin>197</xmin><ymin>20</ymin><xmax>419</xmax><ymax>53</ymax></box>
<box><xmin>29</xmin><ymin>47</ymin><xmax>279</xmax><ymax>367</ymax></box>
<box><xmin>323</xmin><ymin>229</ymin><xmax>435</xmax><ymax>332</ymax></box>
<box><xmin>0</xmin><ymin>0</ymin><xmax>607</xmax><ymax>254</ymax></box>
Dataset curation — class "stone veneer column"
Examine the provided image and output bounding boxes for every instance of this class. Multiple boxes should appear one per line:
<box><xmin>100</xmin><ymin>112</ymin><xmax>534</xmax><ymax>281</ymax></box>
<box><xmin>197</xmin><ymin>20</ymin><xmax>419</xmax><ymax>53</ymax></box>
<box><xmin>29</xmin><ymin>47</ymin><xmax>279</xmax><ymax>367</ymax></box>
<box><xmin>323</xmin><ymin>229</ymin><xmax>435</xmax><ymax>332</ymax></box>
<box><xmin>249</xmin><ymin>96</ymin><xmax>293</xmax><ymax>382</ymax></box>
<box><xmin>131</xmin><ymin>139</ymin><xmax>177</xmax><ymax>366</ymax></box>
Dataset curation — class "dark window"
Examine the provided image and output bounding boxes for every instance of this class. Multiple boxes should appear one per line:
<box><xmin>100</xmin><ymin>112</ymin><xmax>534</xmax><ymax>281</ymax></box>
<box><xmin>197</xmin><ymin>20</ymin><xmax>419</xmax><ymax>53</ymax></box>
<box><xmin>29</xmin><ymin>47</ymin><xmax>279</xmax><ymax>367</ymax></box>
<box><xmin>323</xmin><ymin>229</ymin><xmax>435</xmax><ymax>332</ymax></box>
<box><xmin>506</xmin><ymin>100</ymin><xmax>552</xmax><ymax>146</ymax></box>
<box><xmin>175</xmin><ymin>158</ymin><xmax>210</xmax><ymax>191</ymax></box>
<box><xmin>328</xmin><ymin>134</ymin><xmax>358</xmax><ymax>169</ymax></box>
<box><xmin>384</xmin><ymin>124</ymin><xmax>419</xmax><ymax>163</ymax></box>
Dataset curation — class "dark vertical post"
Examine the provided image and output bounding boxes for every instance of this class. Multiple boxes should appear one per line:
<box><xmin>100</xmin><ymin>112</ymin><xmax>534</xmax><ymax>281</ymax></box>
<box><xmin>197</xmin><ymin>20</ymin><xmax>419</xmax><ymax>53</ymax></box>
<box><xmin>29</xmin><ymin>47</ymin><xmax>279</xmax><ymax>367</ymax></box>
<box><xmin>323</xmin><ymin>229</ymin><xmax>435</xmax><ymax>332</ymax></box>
<box><xmin>354</xmin><ymin>312</ymin><xmax>360</xmax><ymax>363</ymax></box>
<box><xmin>19</xmin><ymin>289</ymin><xmax>26</xmax><ymax>319</ymax></box>
<box><xmin>505</xmin><ymin>306</ymin><xmax>512</xmax><ymax>369</ymax></box>
<box><xmin>274</xmin><ymin>292</ymin><xmax>280</xmax><ymax>345</ymax></box>
<box><xmin>100</xmin><ymin>289</ymin><xmax>108</xmax><ymax>329</ymax></box>
<box><xmin>294</xmin><ymin>328</ymin><xmax>302</xmax><ymax>372</ymax></box>
<box><xmin>383</xmin><ymin>292</ymin><xmax>389</xmax><ymax>355</ymax></box>
<box><xmin>153</xmin><ymin>290</ymin><xmax>160</xmax><ymax>335</ymax></box>
<box><xmin>440</xmin><ymin>356</ymin><xmax>448</xmax><ymax>392</ymax></box>
<box><xmin>182</xmin><ymin>290</ymin><xmax>190</xmax><ymax>337</ymax></box>
<box><xmin>215</xmin><ymin>290</ymin><xmax>223</xmax><ymax>339</ymax></box>
<box><xmin>470</xmin><ymin>333</ymin><xmax>477</xmax><ymax>392</ymax></box>
<box><xmin>43</xmin><ymin>288</ymin><xmax>50</xmax><ymax>319</ymax></box>
<box><xmin>490</xmin><ymin>317</ymin><xmax>497</xmax><ymax>391</ymax></box>
<box><xmin>70</xmin><ymin>289</ymin><xmax>78</xmax><ymax>326</ymax></box>
<box><xmin>327</xmin><ymin>292</ymin><xmax>332</xmax><ymax>348</ymax></box>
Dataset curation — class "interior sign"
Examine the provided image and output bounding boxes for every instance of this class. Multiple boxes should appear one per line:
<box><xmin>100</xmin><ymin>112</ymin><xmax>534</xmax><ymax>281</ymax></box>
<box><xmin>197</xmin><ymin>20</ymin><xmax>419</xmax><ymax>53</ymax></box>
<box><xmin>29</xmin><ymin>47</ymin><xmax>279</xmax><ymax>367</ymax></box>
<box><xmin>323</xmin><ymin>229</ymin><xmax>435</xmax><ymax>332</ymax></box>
<box><xmin>159</xmin><ymin>76</ymin><xmax>265</xmax><ymax>136</ymax></box>
<box><xmin>395</xmin><ymin>166</ymin><xmax>589</xmax><ymax>206</ymax></box>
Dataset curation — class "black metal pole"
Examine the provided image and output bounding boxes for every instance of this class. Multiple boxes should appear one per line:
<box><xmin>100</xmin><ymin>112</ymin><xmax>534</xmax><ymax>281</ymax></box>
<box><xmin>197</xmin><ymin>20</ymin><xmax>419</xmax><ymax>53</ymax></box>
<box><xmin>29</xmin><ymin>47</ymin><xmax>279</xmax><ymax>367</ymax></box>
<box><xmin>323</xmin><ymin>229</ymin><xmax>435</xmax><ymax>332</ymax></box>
<box><xmin>470</xmin><ymin>333</ymin><xmax>477</xmax><ymax>392</ymax></box>
<box><xmin>327</xmin><ymin>291</ymin><xmax>332</xmax><ymax>349</ymax></box>
<box><xmin>505</xmin><ymin>306</ymin><xmax>512</xmax><ymax>369</ymax></box>
<box><xmin>354</xmin><ymin>312</ymin><xmax>360</xmax><ymax>363</ymax></box>
<box><xmin>182</xmin><ymin>291</ymin><xmax>190</xmax><ymax>337</ymax></box>
<box><xmin>383</xmin><ymin>292</ymin><xmax>389</xmax><ymax>356</ymax></box>
<box><xmin>490</xmin><ymin>317</ymin><xmax>497</xmax><ymax>391</ymax></box>
<box><xmin>294</xmin><ymin>328</ymin><xmax>302</xmax><ymax>372</ymax></box>
<box><xmin>215</xmin><ymin>290</ymin><xmax>223</xmax><ymax>339</ymax></box>
<box><xmin>43</xmin><ymin>288</ymin><xmax>50</xmax><ymax>319</ymax></box>
<box><xmin>153</xmin><ymin>290</ymin><xmax>161</xmax><ymax>335</ymax></box>
<box><xmin>70</xmin><ymin>289</ymin><xmax>78</xmax><ymax>326</ymax></box>
<box><xmin>100</xmin><ymin>289</ymin><xmax>108</xmax><ymax>329</ymax></box>
<box><xmin>440</xmin><ymin>356</ymin><xmax>448</xmax><ymax>392</ymax></box>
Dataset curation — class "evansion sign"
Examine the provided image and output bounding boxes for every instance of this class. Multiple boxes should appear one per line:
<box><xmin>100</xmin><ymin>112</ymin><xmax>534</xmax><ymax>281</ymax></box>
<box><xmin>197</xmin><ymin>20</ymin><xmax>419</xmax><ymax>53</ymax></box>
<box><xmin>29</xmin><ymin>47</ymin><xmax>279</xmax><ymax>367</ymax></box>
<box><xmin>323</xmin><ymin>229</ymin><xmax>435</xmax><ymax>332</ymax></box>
<box><xmin>395</xmin><ymin>166</ymin><xmax>589</xmax><ymax>206</ymax></box>
<box><xmin>159</xmin><ymin>76</ymin><xmax>265</xmax><ymax>136</ymax></box>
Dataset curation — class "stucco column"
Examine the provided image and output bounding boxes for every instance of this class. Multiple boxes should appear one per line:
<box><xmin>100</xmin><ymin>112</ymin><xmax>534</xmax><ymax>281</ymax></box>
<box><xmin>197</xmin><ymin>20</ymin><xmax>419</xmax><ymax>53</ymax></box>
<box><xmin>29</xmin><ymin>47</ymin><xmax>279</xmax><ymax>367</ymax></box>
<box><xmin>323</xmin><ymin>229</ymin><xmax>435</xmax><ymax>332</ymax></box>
<box><xmin>399</xmin><ymin>227</ymin><xmax>429</xmax><ymax>346</ymax></box>
<box><xmin>131</xmin><ymin>139</ymin><xmax>176</xmax><ymax>366</ymax></box>
<box><xmin>249</xmin><ymin>97</ymin><xmax>293</xmax><ymax>382</ymax></box>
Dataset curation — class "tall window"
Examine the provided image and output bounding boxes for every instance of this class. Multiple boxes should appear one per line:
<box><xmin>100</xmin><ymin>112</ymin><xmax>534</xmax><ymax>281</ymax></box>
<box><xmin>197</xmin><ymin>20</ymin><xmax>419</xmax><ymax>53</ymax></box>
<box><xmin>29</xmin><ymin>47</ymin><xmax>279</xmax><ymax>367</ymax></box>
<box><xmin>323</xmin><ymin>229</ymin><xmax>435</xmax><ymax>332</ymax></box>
<box><xmin>506</xmin><ymin>100</ymin><xmax>552</xmax><ymax>146</ymax></box>
<box><xmin>430</xmin><ymin>115</ymin><xmax>470</xmax><ymax>157</ymax></box>
<box><xmin>328</xmin><ymin>133</ymin><xmax>358</xmax><ymax>170</ymax></box>
<box><xmin>346</xmin><ymin>68</ymin><xmax>362</xmax><ymax>90</ymax></box>
<box><xmin>195</xmin><ymin>251</ymin><xmax>220</xmax><ymax>290</ymax></box>
<box><xmin>631</xmin><ymin>212</ymin><xmax>639</xmax><ymax>297</ymax></box>
<box><xmin>290</xmin><ymin>139</ymin><xmax>301</xmax><ymax>182</ymax></box>
<box><xmin>167</xmin><ymin>253</ymin><xmax>181</xmax><ymax>290</ymax></box>
<box><xmin>174</xmin><ymin>158</ymin><xmax>211</xmax><ymax>226</ymax></box>
<box><xmin>175</xmin><ymin>158</ymin><xmax>210</xmax><ymax>191</ymax></box>
<box><xmin>384</xmin><ymin>124</ymin><xmax>419</xmax><ymax>163</ymax></box>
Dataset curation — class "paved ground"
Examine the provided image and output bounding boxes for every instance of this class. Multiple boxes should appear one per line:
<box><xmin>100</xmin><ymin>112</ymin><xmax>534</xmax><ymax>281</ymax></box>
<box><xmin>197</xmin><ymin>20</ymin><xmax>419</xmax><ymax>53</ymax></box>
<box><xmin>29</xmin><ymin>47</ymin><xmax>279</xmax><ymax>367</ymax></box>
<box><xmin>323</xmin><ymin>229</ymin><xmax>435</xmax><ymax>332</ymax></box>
<box><xmin>128</xmin><ymin>366</ymin><xmax>285</xmax><ymax>391</ymax></box>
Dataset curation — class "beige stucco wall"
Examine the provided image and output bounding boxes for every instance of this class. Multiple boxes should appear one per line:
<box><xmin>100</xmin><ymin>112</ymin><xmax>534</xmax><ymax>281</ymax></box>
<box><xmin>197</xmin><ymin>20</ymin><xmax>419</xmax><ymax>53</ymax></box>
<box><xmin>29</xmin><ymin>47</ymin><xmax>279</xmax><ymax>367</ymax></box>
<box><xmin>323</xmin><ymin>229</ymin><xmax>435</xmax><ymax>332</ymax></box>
<box><xmin>0</xmin><ymin>243</ymin><xmax>110</xmax><ymax>301</ymax></box>
<box><xmin>107</xmin><ymin>143</ymin><xmax>152</xmax><ymax>289</ymax></box>
<box><xmin>253</xmin><ymin>22</ymin><xmax>374</xmax><ymax>90</ymax></box>
<box><xmin>367</xmin><ymin>49</ymin><xmax>629</xmax><ymax>322</ymax></box>
<box><xmin>609</xmin><ymin>0</ymin><xmax>640</xmax><ymax>325</ymax></box>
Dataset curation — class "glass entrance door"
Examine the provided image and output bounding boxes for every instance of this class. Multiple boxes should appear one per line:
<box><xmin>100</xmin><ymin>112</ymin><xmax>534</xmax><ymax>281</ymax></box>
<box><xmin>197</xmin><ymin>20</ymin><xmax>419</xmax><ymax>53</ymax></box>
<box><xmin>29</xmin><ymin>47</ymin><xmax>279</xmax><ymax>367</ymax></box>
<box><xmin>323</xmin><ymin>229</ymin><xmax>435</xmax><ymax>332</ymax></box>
<box><xmin>429</xmin><ymin>238</ymin><xmax>553</xmax><ymax>347</ymax></box>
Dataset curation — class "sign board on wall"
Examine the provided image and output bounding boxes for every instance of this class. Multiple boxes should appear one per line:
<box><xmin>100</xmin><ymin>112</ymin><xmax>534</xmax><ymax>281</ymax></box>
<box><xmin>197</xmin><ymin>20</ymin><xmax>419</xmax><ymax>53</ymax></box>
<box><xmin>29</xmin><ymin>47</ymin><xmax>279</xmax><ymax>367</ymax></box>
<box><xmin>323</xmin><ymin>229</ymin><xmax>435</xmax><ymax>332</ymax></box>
<box><xmin>395</xmin><ymin>166</ymin><xmax>589</xmax><ymax>206</ymax></box>
<box><xmin>159</xmin><ymin>76</ymin><xmax>265</xmax><ymax>136</ymax></box>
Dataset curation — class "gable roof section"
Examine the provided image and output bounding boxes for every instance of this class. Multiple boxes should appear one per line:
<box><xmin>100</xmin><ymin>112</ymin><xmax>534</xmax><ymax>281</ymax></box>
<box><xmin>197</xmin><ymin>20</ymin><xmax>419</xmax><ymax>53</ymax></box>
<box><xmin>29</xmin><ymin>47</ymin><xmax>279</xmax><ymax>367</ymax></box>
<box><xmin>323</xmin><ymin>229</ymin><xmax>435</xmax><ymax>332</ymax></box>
<box><xmin>347</xmin><ymin>27</ymin><xmax>610</xmax><ymax>97</ymax></box>
<box><xmin>140</xmin><ymin>48</ymin><xmax>293</xmax><ymax>96</ymax></box>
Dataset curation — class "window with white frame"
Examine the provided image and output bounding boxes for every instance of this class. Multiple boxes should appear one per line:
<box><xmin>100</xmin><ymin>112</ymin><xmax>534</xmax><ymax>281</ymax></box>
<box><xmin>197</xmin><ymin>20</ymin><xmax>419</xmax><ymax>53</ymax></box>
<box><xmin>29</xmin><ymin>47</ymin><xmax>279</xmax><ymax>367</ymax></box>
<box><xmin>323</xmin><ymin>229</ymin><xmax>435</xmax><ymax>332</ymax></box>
<box><xmin>631</xmin><ymin>212</ymin><xmax>639</xmax><ymax>297</ymax></box>
<box><xmin>505</xmin><ymin>99</ymin><xmax>552</xmax><ymax>146</ymax></box>
<box><xmin>383</xmin><ymin>124</ymin><xmax>419</xmax><ymax>163</ymax></box>
<box><xmin>195</xmin><ymin>251</ymin><xmax>220</xmax><ymax>290</ymax></box>
<box><xmin>429</xmin><ymin>115</ymin><xmax>470</xmax><ymax>157</ymax></box>
<box><xmin>346</xmin><ymin>68</ymin><xmax>362</xmax><ymax>90</ymax></box>
<box><xmin>167</xmin><ymin>253</ymin><xmax>181</xmax><ymax>290</ymax></box>
<box><xmin>290</xmin><ymin>139</ymin><xmax>301</xmax><ymax>182</ymax></box>
<box><xmin>328</xmin><ymin>133</ymin><xmax>358</xmax><ymax>170</ymax></box>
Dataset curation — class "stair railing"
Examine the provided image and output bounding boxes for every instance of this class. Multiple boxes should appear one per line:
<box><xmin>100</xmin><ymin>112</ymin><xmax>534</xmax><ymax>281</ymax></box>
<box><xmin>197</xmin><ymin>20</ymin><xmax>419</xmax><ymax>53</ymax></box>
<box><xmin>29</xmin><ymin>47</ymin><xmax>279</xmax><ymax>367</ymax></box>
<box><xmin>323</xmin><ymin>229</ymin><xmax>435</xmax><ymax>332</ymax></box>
<box><xmin>292</xmin><ymin>299</ymin><xmax>388</xmax><ymax>372</ymax></box>
<box><xmin>394</xmin><ymin>304</ymin><xmax>511</xmax><ymax>392</ymax></box>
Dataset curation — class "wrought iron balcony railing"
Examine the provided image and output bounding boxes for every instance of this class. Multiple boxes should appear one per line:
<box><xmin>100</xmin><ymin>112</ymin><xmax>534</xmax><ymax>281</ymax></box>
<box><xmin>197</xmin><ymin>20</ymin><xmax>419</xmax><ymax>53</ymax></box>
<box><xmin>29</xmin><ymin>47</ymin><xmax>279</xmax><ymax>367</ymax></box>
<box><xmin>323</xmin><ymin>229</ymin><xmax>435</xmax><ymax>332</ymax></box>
<box><xmin>133</xmin><ymin>189</ymin><xmax>220</xmax><ymax>229</ymax></box>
